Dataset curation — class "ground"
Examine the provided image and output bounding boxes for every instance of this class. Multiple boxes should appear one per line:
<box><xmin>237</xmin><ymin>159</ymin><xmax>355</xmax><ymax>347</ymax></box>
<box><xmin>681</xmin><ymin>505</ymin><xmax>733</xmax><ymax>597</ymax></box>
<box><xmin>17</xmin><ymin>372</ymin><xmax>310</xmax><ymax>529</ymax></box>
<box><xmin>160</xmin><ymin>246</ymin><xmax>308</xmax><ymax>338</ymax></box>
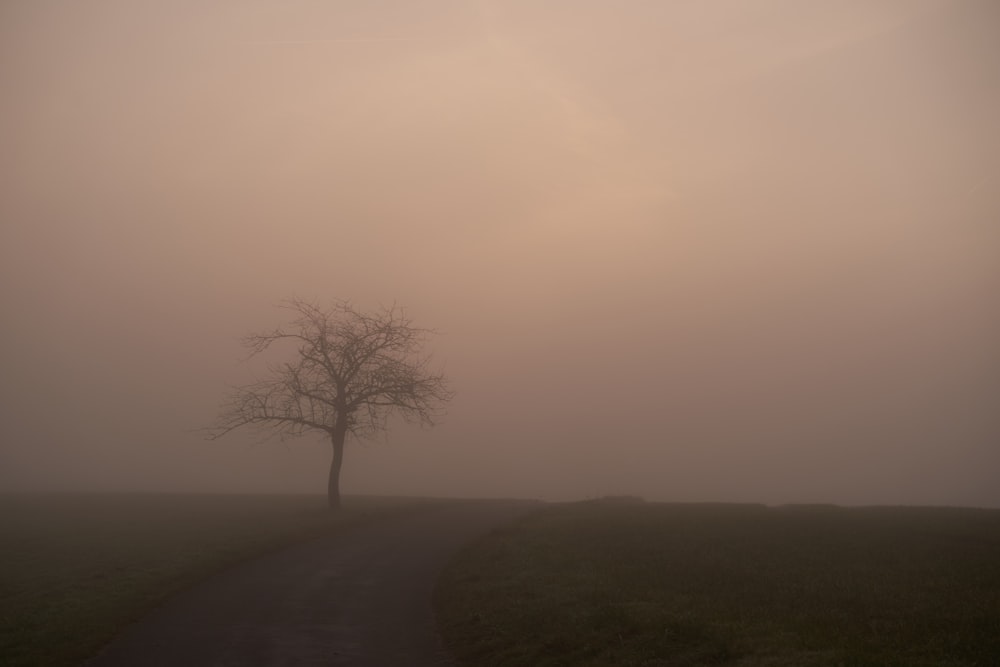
<box><xmin>84</xmin><ymin>500</ymin><xmax>536</xmax><ymax>667</ymax></box>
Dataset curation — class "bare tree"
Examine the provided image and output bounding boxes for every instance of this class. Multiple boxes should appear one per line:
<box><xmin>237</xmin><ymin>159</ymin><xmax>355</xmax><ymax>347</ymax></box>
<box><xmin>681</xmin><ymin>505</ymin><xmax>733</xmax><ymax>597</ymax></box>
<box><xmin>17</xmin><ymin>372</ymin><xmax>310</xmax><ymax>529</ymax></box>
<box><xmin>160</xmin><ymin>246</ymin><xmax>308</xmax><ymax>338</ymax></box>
<box><xmin>207</xmin><ymin>299</ymin><xmax>454</xmax><ymax>509</ymax></box>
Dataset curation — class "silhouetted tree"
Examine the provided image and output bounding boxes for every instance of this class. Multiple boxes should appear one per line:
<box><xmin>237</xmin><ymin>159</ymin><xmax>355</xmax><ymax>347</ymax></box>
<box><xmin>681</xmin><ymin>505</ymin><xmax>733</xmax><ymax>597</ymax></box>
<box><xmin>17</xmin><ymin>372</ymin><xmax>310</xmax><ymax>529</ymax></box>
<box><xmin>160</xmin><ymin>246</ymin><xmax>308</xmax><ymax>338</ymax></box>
<box><xmin>208</xmin><ymin>299</ymin><xmax>453</xmax><ymax>509</ymax></box>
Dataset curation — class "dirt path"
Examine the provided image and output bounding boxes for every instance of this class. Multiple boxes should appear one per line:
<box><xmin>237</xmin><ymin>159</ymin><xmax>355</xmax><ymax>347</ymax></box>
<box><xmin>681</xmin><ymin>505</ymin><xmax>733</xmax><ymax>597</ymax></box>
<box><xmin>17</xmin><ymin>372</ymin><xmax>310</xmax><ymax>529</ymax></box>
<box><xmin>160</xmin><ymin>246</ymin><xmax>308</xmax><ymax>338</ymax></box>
<box><xmin>84</xmin><ymin>500</ymin><xmax>536</xmax><ymax>667</ymax></box>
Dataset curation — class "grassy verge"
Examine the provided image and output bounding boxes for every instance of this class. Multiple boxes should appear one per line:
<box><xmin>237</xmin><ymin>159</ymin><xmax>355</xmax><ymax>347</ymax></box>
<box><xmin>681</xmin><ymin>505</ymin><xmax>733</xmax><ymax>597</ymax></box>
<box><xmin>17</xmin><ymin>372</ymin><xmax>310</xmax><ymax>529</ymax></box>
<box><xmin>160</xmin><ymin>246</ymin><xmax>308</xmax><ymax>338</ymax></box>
<box><xmin>436</xmin><ymin>499</ymin><xmax>1000</xmax><ymax>666</ymax></box>
<box><xmin>0</xmin><ymin>493</ymin><xmax>441</xmax><ymax>667</ymax></box>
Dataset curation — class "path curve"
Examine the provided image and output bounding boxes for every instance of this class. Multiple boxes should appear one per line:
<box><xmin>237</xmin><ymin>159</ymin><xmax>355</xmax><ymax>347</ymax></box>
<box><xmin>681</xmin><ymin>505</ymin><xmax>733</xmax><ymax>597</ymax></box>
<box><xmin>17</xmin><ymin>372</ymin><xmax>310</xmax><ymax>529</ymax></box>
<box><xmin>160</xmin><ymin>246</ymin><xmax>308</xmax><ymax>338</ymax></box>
<box><xmin>85</xmin><ymin>500</ymin><xmax>536</xmax><ymax>667</ymax></box>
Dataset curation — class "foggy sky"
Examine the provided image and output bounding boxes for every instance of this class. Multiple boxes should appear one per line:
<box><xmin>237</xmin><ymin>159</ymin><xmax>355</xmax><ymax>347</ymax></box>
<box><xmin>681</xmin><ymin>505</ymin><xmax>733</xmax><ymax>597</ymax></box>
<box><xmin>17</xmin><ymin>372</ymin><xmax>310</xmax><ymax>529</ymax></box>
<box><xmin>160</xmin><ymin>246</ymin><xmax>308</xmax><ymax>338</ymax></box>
<box><xmin>2</xmin><ymin>0</ymin><xmax>998</xmax><ymax>506</ymax></box>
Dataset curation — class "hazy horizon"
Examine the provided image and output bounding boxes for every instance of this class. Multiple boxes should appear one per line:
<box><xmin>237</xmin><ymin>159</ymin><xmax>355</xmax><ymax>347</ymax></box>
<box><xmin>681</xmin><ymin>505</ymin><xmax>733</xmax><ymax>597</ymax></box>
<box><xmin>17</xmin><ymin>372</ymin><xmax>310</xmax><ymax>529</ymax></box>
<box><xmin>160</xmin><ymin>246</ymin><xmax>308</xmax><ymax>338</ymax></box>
<box><xmin>2</xmin><ymin>0</ymin><xmax>997</xmax><ymax>507</ymax></box>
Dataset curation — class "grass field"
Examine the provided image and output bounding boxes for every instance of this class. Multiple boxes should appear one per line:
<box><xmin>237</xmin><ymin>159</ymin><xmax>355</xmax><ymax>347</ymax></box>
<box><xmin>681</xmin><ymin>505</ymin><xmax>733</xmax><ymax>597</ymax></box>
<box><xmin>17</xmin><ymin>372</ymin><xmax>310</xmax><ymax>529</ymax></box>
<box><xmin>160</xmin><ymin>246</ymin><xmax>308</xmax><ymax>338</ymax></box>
<box><xmin>0</xmin><ymin>493</ymin><xmax>438</xmax><ymax>667</ymax></box>
<box><xmin>436</xmin><ymin>499</ymin><xmax>1000</xmax><ymax>667</ymax></box>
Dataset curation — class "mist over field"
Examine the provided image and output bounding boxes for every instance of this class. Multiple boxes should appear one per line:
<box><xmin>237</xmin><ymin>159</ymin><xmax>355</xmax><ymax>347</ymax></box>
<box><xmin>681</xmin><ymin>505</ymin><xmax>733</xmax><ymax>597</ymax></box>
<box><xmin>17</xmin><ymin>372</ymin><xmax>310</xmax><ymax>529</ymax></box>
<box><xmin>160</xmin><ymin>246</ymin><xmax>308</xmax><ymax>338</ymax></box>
<box><xmin>1</xmin><ymin>0</ymin><xmax>997</xmax><ymax>507</ymax></box>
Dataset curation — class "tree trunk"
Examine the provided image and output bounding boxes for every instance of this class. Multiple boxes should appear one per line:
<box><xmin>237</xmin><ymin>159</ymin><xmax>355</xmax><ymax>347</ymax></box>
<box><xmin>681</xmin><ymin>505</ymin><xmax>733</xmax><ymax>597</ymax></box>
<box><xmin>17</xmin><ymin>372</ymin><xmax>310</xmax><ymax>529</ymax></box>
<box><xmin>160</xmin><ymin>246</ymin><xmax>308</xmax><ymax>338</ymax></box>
<box><xmin>328</xmin><ymin>427</ymin><xmax>346</xmax><ymax>510</ymax></box>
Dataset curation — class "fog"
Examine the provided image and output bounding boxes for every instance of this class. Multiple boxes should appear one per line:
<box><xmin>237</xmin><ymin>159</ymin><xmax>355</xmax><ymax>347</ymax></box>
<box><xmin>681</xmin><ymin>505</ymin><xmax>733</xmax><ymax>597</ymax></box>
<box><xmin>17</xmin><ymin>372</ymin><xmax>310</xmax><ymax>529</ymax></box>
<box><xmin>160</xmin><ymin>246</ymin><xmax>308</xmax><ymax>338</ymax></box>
<box><xmin>2</xmin><ymin>0</ymin><xmax>997</xmax><ymax>506</ymax></box>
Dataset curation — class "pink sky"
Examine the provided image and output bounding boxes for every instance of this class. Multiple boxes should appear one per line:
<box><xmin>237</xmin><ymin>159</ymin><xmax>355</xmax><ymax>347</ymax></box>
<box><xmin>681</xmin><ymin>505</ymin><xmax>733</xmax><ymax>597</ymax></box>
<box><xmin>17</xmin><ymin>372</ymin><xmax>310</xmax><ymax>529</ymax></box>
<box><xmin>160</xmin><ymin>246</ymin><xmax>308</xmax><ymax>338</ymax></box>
<box><xmin>1</xmin><ymin>0</ymin><xmax>997</xmax><ymax>506</ymax></box>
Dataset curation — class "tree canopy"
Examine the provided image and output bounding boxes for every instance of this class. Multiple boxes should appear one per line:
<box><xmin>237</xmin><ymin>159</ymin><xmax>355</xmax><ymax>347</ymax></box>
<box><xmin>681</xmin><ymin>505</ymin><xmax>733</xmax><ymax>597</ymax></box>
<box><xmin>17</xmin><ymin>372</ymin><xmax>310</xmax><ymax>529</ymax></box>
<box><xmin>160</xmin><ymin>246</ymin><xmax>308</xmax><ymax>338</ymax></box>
<box><xmin>208</xmin><ymin>299</ymin><xmax>453</xmax><ymax>508</ymax></box>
